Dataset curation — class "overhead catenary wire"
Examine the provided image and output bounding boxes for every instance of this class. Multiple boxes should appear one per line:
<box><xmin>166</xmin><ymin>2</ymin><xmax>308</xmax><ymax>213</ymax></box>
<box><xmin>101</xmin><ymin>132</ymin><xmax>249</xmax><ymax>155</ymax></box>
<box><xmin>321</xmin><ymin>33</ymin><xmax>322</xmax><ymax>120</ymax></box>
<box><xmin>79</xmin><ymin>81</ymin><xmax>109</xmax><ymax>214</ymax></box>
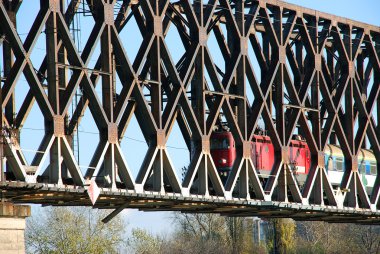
<box><xmin>20</xmin><ymin>127</ymin><xmax>188</xmax><ymax>151</ymax></box>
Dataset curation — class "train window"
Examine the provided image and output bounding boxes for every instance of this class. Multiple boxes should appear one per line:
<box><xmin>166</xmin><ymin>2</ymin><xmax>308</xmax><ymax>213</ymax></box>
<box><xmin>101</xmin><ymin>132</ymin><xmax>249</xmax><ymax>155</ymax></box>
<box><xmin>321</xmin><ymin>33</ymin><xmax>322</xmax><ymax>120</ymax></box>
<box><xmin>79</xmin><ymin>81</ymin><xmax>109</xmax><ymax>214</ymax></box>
<box><xmin>211</xmin><ymin>138</ymin><xmax>230</xmax><ymax>150</ymax></box>
<box><xmin>370</xmin><ymin>162</ymin><xmax>377</xmax><ymax>175</ymax></box>
<box><xmin>327</xmin><ymin>157</ymin><xmax>333</xmax><ymax>171</ymax></box>
<box><xmin>223</xmin><ymin>139</ymin><xmax>230</xmax><ymax>149</ymax></box>
<box><xmin>211</xmin><ymin>139</ymin><xmax>218</xmax><ymax>149</ymax></box>
<box><xmin>358</xmin><ymin>162</ymin><xmax>365</xmax><ymax>174</ymax></box>
<box><xmin>335</xmin><ymin>157</ymin><xmax>343</xmax><ymax>171</ymax></box>
<box><xmin>366</xmin><ymin>162</ymin><xmax>371</xmax><ymax>174</ymax></box>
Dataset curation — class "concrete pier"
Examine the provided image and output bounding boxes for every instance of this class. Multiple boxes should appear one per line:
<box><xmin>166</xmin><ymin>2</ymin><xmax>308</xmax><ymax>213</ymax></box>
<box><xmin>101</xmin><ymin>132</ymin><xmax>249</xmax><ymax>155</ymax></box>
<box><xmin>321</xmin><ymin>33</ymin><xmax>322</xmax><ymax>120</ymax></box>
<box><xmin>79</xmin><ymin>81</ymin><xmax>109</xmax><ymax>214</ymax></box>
<box><xmin>0</xmin><ymin>204</ymin><xmax>30</xmax><ymax>254</ymax></box>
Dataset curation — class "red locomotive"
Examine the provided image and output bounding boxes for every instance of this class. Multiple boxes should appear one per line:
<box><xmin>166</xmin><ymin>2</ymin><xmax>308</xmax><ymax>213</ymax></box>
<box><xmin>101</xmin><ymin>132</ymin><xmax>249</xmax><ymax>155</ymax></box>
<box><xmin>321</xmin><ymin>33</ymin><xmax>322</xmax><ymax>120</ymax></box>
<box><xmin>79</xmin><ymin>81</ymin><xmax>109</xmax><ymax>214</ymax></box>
<box><xmin>210</xmin><ymin>130</ymin><xmax>311</xmax><ymax>183</ymax></box>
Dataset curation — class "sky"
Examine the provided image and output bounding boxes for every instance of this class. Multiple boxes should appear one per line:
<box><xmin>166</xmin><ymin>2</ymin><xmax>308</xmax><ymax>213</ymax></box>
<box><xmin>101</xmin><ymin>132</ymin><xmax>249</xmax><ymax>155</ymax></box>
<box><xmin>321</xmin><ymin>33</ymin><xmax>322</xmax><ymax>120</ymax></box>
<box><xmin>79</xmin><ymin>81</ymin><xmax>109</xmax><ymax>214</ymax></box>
<box><xmin>284</xmin><ymin>0</ymin><xmax>379</xmax><ymax>27</ymax></box>
<box><xmin>10</xmin><ymin>0</ymin><xmax>380</xmax><ymax>234</ymax></box>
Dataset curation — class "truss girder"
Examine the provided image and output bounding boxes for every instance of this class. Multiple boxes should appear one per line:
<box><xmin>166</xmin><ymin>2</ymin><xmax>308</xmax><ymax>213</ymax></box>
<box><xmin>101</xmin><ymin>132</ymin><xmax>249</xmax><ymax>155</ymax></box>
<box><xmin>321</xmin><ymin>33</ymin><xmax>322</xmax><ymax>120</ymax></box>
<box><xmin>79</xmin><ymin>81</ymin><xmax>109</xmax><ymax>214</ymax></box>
<box><xmin>0</xmin><ymin>0</ymin><xmax>379</xmax><ymax>216</ymax></box>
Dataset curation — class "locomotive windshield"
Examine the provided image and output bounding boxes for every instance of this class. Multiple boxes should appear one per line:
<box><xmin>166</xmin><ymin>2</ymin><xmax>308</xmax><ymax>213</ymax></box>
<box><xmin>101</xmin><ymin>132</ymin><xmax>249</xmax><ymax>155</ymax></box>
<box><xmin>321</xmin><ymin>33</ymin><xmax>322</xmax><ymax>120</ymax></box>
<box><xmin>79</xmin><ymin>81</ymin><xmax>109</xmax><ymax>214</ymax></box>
<box><xmin>211</xmin><ymin>138</ymin><xmax>230</xmax><ymax>150</ymax></box>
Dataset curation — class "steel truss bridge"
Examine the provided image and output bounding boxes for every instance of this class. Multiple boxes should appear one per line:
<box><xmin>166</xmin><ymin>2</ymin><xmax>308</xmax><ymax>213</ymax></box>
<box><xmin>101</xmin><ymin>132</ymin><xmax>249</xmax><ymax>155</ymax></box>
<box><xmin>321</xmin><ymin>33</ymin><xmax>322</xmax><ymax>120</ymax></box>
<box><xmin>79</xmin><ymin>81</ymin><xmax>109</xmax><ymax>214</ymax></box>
<box><xmin>0</xmin><ymin>0</ymin><xmax>379</xmax><ymax>223</ymax></box>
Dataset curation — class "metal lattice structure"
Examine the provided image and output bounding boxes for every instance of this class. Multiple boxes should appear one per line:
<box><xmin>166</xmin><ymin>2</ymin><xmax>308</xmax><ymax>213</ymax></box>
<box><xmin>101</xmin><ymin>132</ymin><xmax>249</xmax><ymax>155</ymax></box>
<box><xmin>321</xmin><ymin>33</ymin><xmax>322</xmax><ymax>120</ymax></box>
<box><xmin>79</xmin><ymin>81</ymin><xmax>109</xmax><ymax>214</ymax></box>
<box><xmin>0</xmin><ymin>0</ymin><xmax>379</xmax><ymax>223</ymax></box>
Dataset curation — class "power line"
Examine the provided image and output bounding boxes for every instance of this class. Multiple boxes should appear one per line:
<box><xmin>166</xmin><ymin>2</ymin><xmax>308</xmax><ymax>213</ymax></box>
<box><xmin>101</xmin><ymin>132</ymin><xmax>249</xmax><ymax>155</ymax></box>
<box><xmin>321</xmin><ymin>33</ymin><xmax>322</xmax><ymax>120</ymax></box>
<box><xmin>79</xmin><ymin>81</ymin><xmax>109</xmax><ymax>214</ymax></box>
<box><xmin>20</xmin><ymin>127</ymin><xmax>188</xmax><ymax>151</ymax></box>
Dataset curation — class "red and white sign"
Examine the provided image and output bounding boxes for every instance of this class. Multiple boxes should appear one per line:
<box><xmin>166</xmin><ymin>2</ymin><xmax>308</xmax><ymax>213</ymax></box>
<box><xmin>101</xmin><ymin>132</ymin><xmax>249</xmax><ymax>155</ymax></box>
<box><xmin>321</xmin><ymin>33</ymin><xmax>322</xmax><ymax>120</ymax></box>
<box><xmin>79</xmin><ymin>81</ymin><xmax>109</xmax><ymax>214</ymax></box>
<box><xmin>88</xmin><ymin>179</ymin><xmax>100</xmax><ymax>205</ymax></box>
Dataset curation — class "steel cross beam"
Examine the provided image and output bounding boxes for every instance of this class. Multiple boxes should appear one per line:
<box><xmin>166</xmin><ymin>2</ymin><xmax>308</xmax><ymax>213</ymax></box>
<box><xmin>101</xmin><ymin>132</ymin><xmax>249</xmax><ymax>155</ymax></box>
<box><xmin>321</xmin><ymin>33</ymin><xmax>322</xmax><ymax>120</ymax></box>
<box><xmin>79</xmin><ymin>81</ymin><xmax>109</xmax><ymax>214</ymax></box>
<box><xmin>0</xmin><ymin>0</ymin><xmax>379</xmax><ymax>222</ymax></box>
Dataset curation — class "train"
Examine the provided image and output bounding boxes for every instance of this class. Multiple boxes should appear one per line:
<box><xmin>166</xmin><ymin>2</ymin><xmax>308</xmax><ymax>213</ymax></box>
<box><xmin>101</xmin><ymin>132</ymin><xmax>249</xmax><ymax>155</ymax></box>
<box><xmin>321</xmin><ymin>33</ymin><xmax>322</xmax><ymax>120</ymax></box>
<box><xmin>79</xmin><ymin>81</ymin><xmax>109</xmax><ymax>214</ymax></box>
<box><xmin>210</xmin><ymin>130</ymin><xmax>377</xmax><ymax>192</ymax></box>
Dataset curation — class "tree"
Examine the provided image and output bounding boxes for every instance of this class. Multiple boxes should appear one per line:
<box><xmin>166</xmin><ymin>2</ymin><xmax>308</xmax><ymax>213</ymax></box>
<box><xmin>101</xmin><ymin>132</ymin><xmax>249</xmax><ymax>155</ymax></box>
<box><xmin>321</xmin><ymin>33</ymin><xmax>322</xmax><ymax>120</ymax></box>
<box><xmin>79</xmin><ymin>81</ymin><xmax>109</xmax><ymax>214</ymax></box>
<box><xmin>225</xmin><ymin>217</ymin><xmax>255</xmax><ymax>254</ymax></box>
<box><xmin>294</xmin><ymin>221</ymin><xmax>378</xmax><ymax>254</ymax></box>
<box><xmin>26</xmin><ymin>206</ymin><xmax>126</xmax><ymax>254</ymax></box>
<box><xmin>170</xmin><ymin>212</ymin><xmax>230</xmax><ymax>254</ymax></box>
<box><xmin>266</xmin><ymin>218</ymin><xmax>296</xmax><ymax>254</ymax></box>
<box><xmin>173</xmin><ymin>213</ymin><xmax>227</xmax><ymax>241</ymax></box>
<box><xmin>127</xmin><ymin>228</ymin><xmax>164</xmax><ymax>254</ymax></box>
<box><xmin>351</xmin><ymin>224</ymin><xmax>380</xmax><ymax>254</ymax></box>
<box><xmin>169</xmin><ymin>212</ymin><xmax>258</xmax><ymax>254</ymax></box>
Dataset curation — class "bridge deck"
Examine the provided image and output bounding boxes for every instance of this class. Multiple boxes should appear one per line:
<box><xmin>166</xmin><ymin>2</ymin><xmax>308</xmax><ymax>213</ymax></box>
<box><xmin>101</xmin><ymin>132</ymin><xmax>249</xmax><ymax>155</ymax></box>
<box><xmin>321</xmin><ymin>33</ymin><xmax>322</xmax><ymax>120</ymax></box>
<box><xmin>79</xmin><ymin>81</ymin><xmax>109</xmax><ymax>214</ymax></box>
<box><xmin>1</xmin><ymin>182</ymin><xmax>379</xmax><ymax>224</ymax></box>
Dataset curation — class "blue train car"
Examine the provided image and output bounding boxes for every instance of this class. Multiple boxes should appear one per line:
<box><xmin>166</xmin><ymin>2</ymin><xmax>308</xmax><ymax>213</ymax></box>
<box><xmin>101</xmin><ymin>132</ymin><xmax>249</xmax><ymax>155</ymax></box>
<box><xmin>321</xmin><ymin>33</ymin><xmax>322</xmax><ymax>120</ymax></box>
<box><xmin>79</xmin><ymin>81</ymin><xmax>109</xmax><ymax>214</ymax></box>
<box><xmin>324</xmin><ymin>144</ymin><xmax>377</xmax><ymax>193</ymax></box>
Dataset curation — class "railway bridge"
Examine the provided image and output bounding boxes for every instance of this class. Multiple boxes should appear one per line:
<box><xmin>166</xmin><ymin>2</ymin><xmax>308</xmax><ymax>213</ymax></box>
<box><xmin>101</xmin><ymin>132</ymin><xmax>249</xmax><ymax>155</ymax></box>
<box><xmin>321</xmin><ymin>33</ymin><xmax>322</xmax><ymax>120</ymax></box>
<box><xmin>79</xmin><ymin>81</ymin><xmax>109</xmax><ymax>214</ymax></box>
<box><xmin>0</xmin><ymin>0</ymin><xmax>378</xmax><ymax>234</ymax></box>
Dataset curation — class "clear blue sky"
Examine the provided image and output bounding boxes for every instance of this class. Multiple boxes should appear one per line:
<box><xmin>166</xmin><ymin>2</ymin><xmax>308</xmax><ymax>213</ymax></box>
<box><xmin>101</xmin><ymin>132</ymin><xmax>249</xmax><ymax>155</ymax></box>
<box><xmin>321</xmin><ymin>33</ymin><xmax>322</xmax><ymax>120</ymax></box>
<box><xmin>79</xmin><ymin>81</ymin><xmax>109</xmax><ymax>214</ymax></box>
<box><xmin>16</xmin><ymin>0</ymin><xmax>379</xmax><ymax>233</ymax></box>
<box><xmin>284</xmin><ymin>0</ymin><xmax>379</xmax><ymax>27</ymax></box>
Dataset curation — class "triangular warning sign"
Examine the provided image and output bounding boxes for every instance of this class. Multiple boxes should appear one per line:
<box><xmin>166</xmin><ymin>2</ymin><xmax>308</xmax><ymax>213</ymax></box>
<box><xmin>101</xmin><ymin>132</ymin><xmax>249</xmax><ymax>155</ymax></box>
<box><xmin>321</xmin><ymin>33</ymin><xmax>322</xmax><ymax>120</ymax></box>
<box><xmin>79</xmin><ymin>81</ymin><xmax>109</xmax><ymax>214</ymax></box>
<box><xmin>88</xmin><ymin>179</ymin><xmax>100</xmax><ymax>205</ymax></box>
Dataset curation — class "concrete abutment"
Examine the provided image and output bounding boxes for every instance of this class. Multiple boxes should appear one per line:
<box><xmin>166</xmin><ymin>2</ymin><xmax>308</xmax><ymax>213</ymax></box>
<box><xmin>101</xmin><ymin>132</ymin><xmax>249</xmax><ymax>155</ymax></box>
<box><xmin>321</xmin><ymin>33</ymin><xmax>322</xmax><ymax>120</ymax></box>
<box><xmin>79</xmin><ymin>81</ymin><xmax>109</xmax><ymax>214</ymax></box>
<box><xmin>0</xmin><ymin>203</ymin><xmax>30</xmax><ymax>254</ymax></box>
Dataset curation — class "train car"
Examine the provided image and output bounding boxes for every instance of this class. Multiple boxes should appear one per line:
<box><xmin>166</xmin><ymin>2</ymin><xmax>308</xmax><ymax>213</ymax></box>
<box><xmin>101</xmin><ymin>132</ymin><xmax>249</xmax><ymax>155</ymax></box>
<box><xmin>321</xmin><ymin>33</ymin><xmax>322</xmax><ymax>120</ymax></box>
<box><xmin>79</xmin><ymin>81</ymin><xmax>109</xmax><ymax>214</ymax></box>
<box><xmin>210</xmin><ymin>132</ymin><xmax>311</xmax><ymax>183</ymax></box>
<box><xmin>324</xmin><ymin>144</ymin><xmax>345</xmax><ymax>186</ymax></box>
<box><xmin>210</xmin><ymin>131</ymin><xmax>236</xmax><ymax>182</ymax></box>
<box><xmin>210</xmin><ymin>131</ymin><xmax>377</xmax><ymax>193</ymax></box>
<box><xmin>324</xmin><ymin>144</ymin><xmax>377</xmax><ymax>192</ymax></box>
<box><xmin>288</xmin><ymin>136</ymin><xmax>311</xmax><ymax>183</ymax></box>
<box><xmin>252</xmin><ymin>135</ymin><xmax>274</xmax><ymax>176</ymax></box>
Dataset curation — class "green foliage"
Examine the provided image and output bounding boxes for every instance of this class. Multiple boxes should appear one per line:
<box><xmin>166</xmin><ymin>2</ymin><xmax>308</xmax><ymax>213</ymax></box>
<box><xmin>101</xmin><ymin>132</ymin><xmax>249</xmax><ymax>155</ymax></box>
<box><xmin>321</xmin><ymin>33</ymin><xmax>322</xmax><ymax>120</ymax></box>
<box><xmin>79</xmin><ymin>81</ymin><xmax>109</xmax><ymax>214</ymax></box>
<box><xmin>266</xmin><ymin>218</ymin><xmax>296</xmax><ymax>254</ymax></box>
<box><xmin>128</xmin><ymin>228</ymin><xmax>163</xmax><ymax>254</ymax></box>
<box><xmin>278</xmin><ymin>219</ymin><xmax>296</xmax><ymax>253</ymax></box>
<box><xmin>225</xmin><ymin>217</ymin><xmax>255</xmax><ymax>254</ymax></box>
<box><xmin>25</xmin><ymin>207</ymin><xmax>126</xmax><ymax>254</ymax></box>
